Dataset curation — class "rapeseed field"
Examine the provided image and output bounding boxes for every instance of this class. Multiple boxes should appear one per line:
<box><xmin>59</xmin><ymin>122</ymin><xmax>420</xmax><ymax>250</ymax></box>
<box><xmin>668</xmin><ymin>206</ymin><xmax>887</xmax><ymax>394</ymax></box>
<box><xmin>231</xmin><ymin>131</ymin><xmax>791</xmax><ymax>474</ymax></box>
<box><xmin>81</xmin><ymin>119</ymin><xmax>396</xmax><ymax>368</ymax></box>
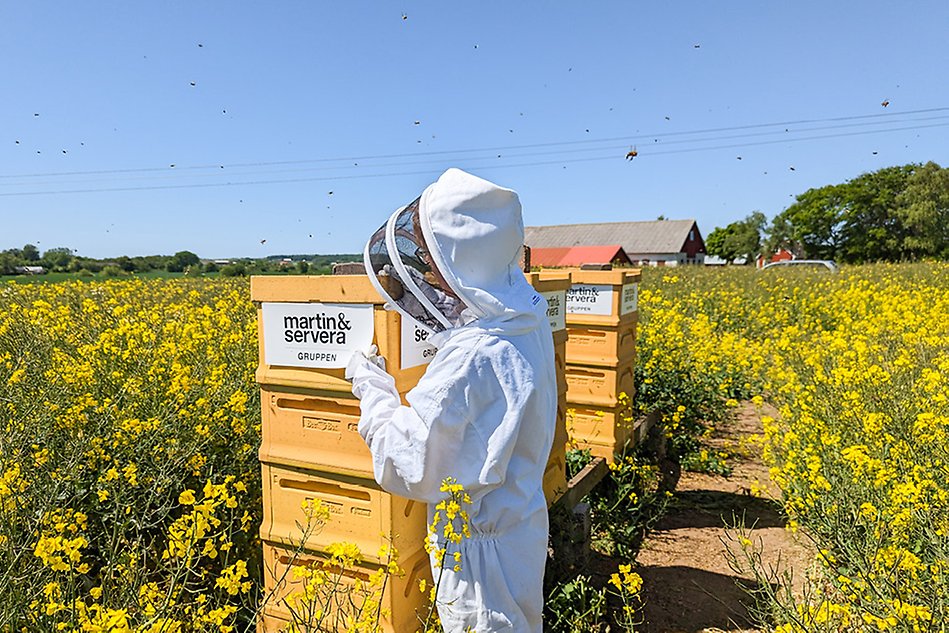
<box><xmin>639</xmin><ymin>263</ymin><xmax>948</xmax><ymax>631</ymax></box>
<box><xmin>0</xmin><ymin>278</ymin><xmax>260</xmax><ymax>631</ymax></box>
<box><xmin>2</xmin><ymin>264</ymin><xmax>946</xmax><ymax>631</ymax></box>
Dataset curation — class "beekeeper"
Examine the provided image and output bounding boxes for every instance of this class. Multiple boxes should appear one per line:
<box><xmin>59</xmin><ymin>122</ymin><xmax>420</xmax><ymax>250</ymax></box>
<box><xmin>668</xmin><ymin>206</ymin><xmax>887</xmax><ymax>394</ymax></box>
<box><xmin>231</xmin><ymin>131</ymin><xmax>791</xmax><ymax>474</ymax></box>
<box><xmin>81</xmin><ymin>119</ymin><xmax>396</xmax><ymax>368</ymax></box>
<box><xmin>345</xmin><ymin>168</ymin><xmax>557</xmax><ymax>632</ymax></box>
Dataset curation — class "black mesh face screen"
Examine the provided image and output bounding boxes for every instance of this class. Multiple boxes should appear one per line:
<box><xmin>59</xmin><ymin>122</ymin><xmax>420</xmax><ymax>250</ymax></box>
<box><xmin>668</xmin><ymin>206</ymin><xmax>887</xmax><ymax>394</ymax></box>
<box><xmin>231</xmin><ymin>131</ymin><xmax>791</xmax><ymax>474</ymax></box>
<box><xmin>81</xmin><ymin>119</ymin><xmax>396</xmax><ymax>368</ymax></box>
<box><xmin>365</xmin><ymin>200</ymin><xmax>445</xmax><ymax>332</ymax></box>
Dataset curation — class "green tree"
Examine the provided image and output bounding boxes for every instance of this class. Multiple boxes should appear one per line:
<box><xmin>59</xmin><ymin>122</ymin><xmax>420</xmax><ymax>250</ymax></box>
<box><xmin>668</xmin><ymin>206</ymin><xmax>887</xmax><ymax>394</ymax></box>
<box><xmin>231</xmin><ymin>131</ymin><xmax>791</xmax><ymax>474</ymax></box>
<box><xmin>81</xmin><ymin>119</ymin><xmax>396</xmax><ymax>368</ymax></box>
<box><xmin>772</xmin><ymin>185</ymin><xmax>848</xmax><ymax>260</ymax></box>
<box><xmin>706</xmin><ymin>212</ymin><xmax>765</xmax><ymax>263</ymax></box>
<box><xmin>167</xmin><ymin>250</ymin><xmax>200</xmax><ymax>273</ymax></box>
<box><xmin>100</xmin><ymin>265</ymin><xmax>127</xmax><ymax>278</ymax></box>
<box><xmin>138</xmin><ymin>255</ymin><xmax>165</xmax><ymax>271</ymax></box>
<box><xmin>728</xmin><ymin>211</ymin><xmax>766</xmax><ymax>263</ymax></box>
<box><xmin>0</xmin><ymin>252</ymin><xmax>17</xmax><ymax>275</ymax></box>
<box><xmin>897</xmin><ymin>161</ymin><xmax>949</xmax><ymax>259</ymax></box>
<box><xmin>41</xmin><ymin>247</ymin><xmax>74</xmax><ymax>270</ymax></box>
<box><xmin>839</xmin><ymin>165</ymin><xmax>915</xmax><ymax>262</ymax></box>
<box><xmin>705</xmin><ymin>225</ymin><xmax>732</xmax><ymax>260</ymax></box>
<box><xmin>220</xmin><ymin>263</ymin><xmax>247</xmax><ymax>277</ymax></box>
<box><xmin>772</xmin><ymin>164</ymin><xmax>924</xmax><ymax>263</ymax></box>
<box><xmin>22</xmin><ymin>244</ymin><xmax>40</xmax><ymax>262</ymax></box>
<box><xmin>763</xmin><ymin>212</ymin><xmax>795</xmax><ymax>257</ymax></box>
<box><xmin>296</xmin><ymin>260</ymin><xmax>310</xmax><ymax>274</ymax></box>
<box><xmin>114</xmin><ymin>256</ymin><xmax>136</xmax><ymax>272</ymax></box>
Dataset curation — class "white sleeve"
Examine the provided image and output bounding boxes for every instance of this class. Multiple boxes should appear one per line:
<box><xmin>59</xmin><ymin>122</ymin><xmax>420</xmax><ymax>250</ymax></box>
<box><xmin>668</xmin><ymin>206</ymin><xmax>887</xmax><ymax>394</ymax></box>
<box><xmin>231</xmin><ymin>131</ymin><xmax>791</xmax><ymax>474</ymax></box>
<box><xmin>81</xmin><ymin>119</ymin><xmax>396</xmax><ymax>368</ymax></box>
<box><xmin>349</xmin><ymin>343</ymin><xmax>490</xmax><ymax>504</ymax></box>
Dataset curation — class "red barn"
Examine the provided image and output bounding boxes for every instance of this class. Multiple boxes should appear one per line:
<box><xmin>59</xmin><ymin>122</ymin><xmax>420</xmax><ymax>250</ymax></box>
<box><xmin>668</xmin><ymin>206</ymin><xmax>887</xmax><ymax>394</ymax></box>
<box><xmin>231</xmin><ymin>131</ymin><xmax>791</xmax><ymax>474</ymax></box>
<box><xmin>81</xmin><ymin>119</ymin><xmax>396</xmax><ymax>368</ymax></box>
<box><xmin>530</xmin><ymin>245</ymin><xmax>632</xmax><ymax>268</ymax></box>
<box><xmin>756</xmin><ymin>248</ymin><xmax>795</xmax><ymax>269</ymax></box>
<box><xmin>525</xmin><ymin>220</ymin><xmax>706</xmax><ymax>266</ymax></box>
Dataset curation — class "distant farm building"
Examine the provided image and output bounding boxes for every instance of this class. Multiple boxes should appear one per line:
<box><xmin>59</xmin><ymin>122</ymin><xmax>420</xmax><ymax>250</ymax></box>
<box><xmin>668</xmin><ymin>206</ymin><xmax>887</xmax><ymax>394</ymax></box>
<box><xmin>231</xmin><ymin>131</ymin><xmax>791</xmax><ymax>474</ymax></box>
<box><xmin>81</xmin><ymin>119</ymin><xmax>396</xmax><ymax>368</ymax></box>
<box><xmin>530</xmin><ymin>245</ymin><xmax>632</xmax><ymax>268</ymax></box>
<box><xmin>525</xmin><ymin>219</ymin><xmax>706</xmax><ymax>266</ymax></box>
<box><xmin>13</xmin><ymin>266</ymin><xmax>46</xmax><ymax>275</ymax></box>
<box><xmin>756</xmin><ymin>248</ymin><xmax>795</xmax><ymax>269</ymax></box>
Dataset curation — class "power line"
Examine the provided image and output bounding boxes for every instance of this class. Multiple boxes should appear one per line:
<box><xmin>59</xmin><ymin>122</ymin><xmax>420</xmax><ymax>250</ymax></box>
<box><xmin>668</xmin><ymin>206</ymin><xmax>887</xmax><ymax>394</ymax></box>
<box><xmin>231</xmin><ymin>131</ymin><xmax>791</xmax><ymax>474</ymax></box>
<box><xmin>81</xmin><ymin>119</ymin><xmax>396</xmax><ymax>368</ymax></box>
<box><xmin>10</xmin><ymin>111</ymin><xmax>949</xmax><ymax>189</ymax></box>
<box><xmin>2</xmin><ymin>119</ymin><xmax>946</xmax><ymax>198</ymax></box>
<box><xmin>2</xmin><ymin>106</ymin><xmax>948</xmax><ymax>183</ymax></box>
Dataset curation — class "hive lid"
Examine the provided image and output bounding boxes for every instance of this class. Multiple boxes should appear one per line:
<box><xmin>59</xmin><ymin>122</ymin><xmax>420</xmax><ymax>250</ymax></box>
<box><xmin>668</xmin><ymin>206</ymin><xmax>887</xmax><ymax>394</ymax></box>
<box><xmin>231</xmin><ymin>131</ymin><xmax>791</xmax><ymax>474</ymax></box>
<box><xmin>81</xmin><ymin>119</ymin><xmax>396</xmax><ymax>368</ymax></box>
<box><xmin>251</xmin><ymin>275</ymin><xmax>384</xmax><ymax>304</ymax></box>
<box><xmin>562</xmin><ymin>269</ymin><xmax>640</xmax><ymax>286</ymax></box>
<box><xmin>524</xmin><ymin>271</ymin><xmax>572</xmax><ymax>292</ymax></box>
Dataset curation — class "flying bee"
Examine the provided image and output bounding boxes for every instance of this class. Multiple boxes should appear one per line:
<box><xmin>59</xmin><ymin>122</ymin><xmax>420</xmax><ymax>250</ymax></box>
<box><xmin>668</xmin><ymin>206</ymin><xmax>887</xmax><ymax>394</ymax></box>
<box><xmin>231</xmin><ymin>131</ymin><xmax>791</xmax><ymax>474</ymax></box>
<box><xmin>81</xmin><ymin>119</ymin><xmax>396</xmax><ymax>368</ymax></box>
<box><xmin>625</xmin><ymin>147</ymin><xmax>638</xmax><ymax>160</ymax></box>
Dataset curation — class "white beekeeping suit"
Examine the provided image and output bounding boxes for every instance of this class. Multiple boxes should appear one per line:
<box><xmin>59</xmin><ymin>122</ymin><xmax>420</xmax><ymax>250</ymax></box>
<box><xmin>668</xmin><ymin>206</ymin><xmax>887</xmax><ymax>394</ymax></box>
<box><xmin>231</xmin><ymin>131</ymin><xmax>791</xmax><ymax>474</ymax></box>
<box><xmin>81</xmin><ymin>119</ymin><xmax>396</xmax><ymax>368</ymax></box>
<box><xmin>346</xmin><ymin>168</ymin><xmax>556</xmax><ymax>632</ymax></box>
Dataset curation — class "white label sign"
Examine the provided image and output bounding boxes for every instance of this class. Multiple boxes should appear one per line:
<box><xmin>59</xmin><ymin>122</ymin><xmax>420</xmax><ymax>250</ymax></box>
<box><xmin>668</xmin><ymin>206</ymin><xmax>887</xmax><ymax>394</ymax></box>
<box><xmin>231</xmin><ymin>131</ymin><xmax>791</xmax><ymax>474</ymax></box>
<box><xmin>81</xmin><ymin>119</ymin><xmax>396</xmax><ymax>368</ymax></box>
<box><xmin>620</xmin><ymin>283</ymin><xmax>638</xmax><ymax>315</ymax></box>
<box><xmin>261</xmin><ymin>302</ymin><xmax>374</xmax><ymax>369</ymax></box>
<box><xmin>400</xmin><ymin>317</ymin><xmax>437</xmax><ymax>369</ymax></box>
<box><xmin>541</xmin><ymin>290</ymin><xmax>566</xmax><ymax>331</ymax></box>
<box><xmin>565</xmin><ymin>284</ymin><xmax>613</xmax><ymax>316</ymax></box>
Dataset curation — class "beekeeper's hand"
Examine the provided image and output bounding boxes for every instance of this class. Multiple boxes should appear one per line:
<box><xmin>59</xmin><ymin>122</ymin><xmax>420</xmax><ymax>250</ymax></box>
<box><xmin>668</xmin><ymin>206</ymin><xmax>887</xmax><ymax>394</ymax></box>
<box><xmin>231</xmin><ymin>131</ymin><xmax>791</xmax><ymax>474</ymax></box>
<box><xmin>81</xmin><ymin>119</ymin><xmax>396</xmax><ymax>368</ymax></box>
<box><xmin>345</xmin><ymin>344</ymin><xmax>386</xmax><ymax>379</ymax></box>
<box><xmin>344</xmin><ymin>345</ymin><xmax>395</xmax><ymax>399</ymax></box>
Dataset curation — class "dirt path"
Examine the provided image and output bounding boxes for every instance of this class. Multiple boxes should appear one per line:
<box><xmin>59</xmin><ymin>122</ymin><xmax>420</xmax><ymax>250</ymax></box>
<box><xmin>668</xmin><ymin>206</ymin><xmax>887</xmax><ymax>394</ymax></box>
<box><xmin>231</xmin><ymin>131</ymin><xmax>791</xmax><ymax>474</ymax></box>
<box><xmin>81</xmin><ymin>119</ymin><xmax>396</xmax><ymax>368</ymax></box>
<box><xmin>634</xmin><ymin>403</ymin><xmax>812</xmax><ymax>633</ymax></box>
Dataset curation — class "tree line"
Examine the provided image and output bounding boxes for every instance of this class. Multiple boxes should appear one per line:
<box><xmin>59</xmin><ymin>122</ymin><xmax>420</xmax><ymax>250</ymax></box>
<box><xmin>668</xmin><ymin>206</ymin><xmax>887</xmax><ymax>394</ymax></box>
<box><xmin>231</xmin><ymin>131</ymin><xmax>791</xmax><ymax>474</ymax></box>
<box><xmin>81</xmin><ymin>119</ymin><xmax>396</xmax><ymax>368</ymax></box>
<box><xmin>707</xmin><ymin>161</ymin><xmax>949</xmax><ymax>264</ymax></box>
<box><xmin>0</xmin><ymin>247</ymin><xmax>361</xmax><ymax>277</ymax></box>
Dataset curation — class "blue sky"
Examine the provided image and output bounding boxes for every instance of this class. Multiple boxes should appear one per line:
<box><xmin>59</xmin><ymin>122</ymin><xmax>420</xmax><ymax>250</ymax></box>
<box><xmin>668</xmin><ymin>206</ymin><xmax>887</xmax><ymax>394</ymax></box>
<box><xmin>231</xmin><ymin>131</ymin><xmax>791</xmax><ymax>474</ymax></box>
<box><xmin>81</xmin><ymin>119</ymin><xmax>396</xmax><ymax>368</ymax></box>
<box><xmin>2</xmin><ymin>2</ymin><xmax>948</xmax><ymax>259</ymax></box>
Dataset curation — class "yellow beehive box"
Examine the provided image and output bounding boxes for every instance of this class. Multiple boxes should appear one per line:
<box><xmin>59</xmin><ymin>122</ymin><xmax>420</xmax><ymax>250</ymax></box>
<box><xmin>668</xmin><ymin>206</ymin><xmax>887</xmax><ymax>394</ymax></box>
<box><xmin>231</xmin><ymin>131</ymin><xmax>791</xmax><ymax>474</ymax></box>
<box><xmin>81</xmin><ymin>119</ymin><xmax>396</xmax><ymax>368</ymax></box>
<box><xmin>526</xmin><ymin>271</ymin><xmax>570</xmax><ymax>393</ymax></box>
<box><xmin>543</xmin><ymin>418</ymin><xmax>568</xmax><ymax>505</ymax></box>
<box><xmin>566</xmin><ymin>401</ymin><xmax>635</xmax><ymax>449</ymax></box>
<box><xmin>565</xmin><ymin>316</ymin><xmax>637</xmax><ymax>367</ymax></box>
<box><xmin>548</xmin><ymin>389</ymin><xmax>568</xmax><ymax>450</ymax></box>
<box><xmin>560</xmin><ymin>269</ymin><xmax>640</xmax><ymax>328</ymax></box>
<box><xmin>543</xmin><ymin>448</ymin><xmax>566</xmax><ymax>505</ymax></box>
<box><xmin>524</xmin><ymin>271</ymin><xmax>570</xmax><ymax>334</ymax></box>
<box><xmin>252</xmin><ymin>275</ymin><xmax>436</xmax><ymax>395</ymax></box>
<box><xmin>525</xmin><ymin>271</ymin><xmax>569</xmax><ymax>505</ymax></box>
<box><xmin>259</xmin><ymin>541</ymin><xmax>432</xmax><ymax>633</ymax></box>
<box><xmin>553</xmin><ymin>328</ymin><xmax>568</xmax><ymax>396</ymax></box>
<box><xmin>557</xmin><ymin>390</ymin><xmax>568</xmax><ymax>441</ymax></box>
<box><xmin>260</xmin><ymin>463</ymin><xmax>427</xmax><ymax>565</ymax></box>
<box><xmin>564</xmin><ymin>359</ymin><xmax>635</xmax><ymax>408</ymax></box>
<box><xmin>258</xmin><ymin>387</ymin><xmax>378</xmax><ymax>477</ymax></box>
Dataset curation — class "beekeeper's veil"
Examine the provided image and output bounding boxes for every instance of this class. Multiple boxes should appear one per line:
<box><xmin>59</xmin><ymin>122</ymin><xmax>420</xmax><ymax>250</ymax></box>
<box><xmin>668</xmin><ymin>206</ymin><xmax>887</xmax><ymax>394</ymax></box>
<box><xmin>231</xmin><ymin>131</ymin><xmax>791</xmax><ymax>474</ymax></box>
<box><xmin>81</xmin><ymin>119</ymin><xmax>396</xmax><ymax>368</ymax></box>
<box><xmin>364</xmin><ymin>195</ymin><xmax>471</xmax><ymax>334</ymax></box>
<box><xmin>364</xmin><ymin>168</ymin><xmax>543</xmax><ymax>336</ymax></box>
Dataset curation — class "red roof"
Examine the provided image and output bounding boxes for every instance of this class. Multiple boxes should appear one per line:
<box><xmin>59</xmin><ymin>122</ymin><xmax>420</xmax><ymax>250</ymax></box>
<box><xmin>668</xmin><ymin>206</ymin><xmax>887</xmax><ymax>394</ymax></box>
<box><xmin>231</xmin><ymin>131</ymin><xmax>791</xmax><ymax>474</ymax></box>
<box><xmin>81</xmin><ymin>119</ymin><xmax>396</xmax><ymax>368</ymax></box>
<box><xmin>531</xmin><ymin>245</ymin><xmax>631</xmax><ymax>267</ymax></box>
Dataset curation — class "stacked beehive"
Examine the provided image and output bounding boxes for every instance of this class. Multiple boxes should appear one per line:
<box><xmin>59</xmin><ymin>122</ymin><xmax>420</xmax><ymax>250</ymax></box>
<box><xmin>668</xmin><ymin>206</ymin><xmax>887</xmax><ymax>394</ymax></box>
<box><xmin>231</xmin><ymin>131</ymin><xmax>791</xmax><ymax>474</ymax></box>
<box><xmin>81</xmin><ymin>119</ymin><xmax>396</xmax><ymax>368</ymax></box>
<box><xmin>555</xmin><ymin>269</ymin><xmax>642</xmax><ymax>460</ymax></box>
<box><xmin>251</xmin><ymin>275</ymin><xmax>434</xmax><ymax>632</ymax></box>
<box><xmin>525</xmin><ymin>272</ymin><xmax>571</xmax><ymax>504</ymax></box>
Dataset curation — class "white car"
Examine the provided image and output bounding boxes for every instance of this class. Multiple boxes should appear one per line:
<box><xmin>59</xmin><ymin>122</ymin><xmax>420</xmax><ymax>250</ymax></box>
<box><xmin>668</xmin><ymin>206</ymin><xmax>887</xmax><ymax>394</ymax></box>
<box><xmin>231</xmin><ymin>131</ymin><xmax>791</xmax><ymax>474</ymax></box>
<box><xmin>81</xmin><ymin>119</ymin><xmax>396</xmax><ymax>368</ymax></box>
<box><xmin>761</xmin><ymin>259</ymin><xmax>839</xmax><ymax>273</ymax></box>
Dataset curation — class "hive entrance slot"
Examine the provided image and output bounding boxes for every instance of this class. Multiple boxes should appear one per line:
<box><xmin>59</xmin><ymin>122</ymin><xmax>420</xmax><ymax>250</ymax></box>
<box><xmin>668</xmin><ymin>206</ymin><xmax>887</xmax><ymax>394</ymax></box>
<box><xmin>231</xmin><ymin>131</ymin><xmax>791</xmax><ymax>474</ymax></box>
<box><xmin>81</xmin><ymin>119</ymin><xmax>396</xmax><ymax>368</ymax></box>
<box><xmin>275</xmin><ymin>396</ymin><xmax>360</xmax><ymax>416</ymax></box>
<box><xmin>570</xmin><ymin>368</ymin><xmax>607</xmax><ymax>378</ymax></box>
<box><xmin>278</xmin><ymin>479</ymin><xmax>372</xmax><ymax>502</ymax></box>
<box><xmin>275</xmin><ymin>553</ymin><xmax>373</xmax><ymax>582</ymax></box>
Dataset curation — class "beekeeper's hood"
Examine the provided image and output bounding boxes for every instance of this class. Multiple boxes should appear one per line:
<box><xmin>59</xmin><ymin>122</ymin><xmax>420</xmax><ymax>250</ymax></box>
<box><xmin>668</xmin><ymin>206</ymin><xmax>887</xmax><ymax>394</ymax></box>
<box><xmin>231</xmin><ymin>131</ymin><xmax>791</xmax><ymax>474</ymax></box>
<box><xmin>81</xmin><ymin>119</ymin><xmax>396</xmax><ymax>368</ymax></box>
<box><xmin>364</xmin><ymin>168</ymin><xmax>543</xmax><ymax>336</ymax></box>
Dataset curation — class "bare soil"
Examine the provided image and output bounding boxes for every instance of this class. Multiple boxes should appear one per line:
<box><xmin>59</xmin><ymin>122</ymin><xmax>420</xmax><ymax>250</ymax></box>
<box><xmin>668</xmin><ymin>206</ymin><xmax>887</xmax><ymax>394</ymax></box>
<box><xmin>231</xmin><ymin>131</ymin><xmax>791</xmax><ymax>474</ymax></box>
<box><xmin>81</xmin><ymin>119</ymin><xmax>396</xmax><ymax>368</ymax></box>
<box><xmin>633</xmin><ymin>403</ymin><xmax>812</xmax><ymax>633</ymax></box>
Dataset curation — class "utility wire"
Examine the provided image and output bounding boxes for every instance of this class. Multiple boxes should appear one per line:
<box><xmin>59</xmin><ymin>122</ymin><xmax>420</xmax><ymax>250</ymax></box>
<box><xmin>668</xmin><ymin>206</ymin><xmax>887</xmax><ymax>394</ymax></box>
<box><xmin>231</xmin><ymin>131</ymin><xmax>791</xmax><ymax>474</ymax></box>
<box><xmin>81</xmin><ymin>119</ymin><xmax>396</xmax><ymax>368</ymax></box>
<box><xmin>7</xmin><ymin>112</ymin><xmax>949</xmax><ymax>189</ymax></box>
<box><xmin>2</xmin><ymin>119</ymin><xmax>946</xmax><ymax>198</ymax></box>
<box><xmin>2</xmin><ymin>106</ymin><xmax>948</xmax><ymax>182</ymax></box>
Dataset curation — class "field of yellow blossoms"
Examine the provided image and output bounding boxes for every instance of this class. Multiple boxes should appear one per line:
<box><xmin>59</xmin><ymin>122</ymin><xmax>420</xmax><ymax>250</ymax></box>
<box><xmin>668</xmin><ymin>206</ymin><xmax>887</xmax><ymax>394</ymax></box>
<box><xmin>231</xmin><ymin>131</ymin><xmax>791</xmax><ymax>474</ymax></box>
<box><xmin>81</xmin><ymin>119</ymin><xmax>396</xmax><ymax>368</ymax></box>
<box><xmin>0</xmin><ymin>279</ymin><xmax>261</xmax><ymax>631</ymax></box>
<box><xmin>2</xmin><ymin>263</ymin><xmax>947</xmax><ymax>632</ymax></box>
<box><xmin>638</xmin><ymin>263</ymin><xmax>949</xmax><ymax>632</ymax></box>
